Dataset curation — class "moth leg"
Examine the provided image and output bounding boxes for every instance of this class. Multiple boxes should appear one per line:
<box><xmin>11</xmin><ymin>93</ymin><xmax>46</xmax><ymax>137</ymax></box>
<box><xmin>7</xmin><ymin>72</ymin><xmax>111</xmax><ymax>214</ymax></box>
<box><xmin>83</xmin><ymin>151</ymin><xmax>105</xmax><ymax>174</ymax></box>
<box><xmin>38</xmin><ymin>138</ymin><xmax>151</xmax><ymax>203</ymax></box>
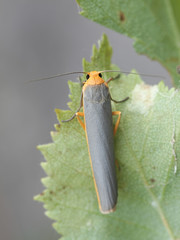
<box><xmin>107</xmin><ymin>75</ymin><xmax>129</xmax><ymax>102</ymax></box>
<box><xmin>76</xmin><ymin>112</ymin><xmax>85</xmax><ymax>131</ymax></box>
<box><xmin>62</xmin><ymin>92</ymin><xmax>83</xmax><ymax>122</ymax></box>
<box><xmin>106</xmin><ymin>74</ymin><xmax>120</xmax><ymax>84</ymax></box>
<box><xmin>79</xmin><ymin>76</ymin><xmax>85</xmax><ymax>88</ymax></box>
<box><xmin>115</xmin><ymin>160</ymin><xmax>121</xmax><ymax>171</ymax></box>
<box><xmin>113</xmin><ymin>111</ymin><xmax>121</xmax><ymax>169</ymax></box>
<box><xmin>111</xmin><ymin>96</ymin><xmax>129</xmax><ymax>103</ymax></box>
<box><xmin>112</xmin><ymin>111</ymin><xmax>121</xmax><ymax>136</ymax></box>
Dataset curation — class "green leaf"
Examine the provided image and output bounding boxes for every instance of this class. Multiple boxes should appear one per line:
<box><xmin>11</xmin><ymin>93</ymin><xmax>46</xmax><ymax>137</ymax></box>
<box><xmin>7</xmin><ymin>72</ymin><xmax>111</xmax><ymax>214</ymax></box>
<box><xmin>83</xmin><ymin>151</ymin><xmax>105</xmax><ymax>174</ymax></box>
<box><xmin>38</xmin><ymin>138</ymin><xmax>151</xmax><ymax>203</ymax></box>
<box><xmin>76</xmin><ymin>0</ymin><xmax>180</xmax><ymax>88</ymax></box>
<box><xmin>35</xmin><ymin>35</ymin><xmax>180</xmax><ymax>240</ymax></box>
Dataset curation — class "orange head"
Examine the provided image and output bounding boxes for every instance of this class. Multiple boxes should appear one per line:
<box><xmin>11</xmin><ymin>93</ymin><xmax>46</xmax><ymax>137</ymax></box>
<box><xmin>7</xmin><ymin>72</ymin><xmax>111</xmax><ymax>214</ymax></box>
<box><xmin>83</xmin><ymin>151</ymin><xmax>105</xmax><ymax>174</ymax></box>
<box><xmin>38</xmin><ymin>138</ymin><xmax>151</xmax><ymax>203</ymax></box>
<box><xmin>83</xmin><ymin>71</ymin><xmax>106</xmax><ymax>90</ymax></box>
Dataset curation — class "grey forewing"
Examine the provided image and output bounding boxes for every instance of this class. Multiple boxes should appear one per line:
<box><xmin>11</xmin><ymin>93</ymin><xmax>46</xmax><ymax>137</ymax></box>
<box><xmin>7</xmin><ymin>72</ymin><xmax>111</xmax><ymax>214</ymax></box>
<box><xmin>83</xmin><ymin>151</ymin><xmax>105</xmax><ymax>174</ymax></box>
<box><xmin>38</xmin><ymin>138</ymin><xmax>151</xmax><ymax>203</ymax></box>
<box><xmin>83</xmin><ymin>84</ymin><xmax>117</xmax><ymax>213</ymax></box>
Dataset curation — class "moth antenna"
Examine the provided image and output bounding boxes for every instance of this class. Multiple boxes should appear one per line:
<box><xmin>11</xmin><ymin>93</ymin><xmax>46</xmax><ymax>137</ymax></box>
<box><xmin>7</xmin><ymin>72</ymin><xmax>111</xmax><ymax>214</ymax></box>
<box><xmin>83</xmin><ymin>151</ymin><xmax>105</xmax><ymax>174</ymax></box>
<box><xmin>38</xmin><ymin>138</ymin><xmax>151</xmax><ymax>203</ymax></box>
<box><xmin>99</xmin><ymin>70</ymin><xmax>166</xmax><ymax>79</ymax></box>
<box><xmin>27</xmin><ymin>69</ymin><xmax>166</xmax><ymax>84</ymax></box>
<box><xmin>27</xmin><ymin>71</ymin><xmax>87</xmax><ymax>83</ymax></box>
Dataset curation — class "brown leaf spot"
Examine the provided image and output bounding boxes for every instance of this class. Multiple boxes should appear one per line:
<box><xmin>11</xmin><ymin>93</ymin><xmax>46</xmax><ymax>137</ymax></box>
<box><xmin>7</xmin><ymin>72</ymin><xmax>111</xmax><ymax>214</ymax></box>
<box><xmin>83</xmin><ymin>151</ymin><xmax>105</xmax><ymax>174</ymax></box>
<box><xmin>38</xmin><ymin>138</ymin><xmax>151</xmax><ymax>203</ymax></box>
<box><xmin>119</xmin><ymin>11</ymin><xmax>125</xmax><ymax>22</ymax></box>
<box><xmin>150</xmin><ymin>178</ymin><xmax>156</xmax><ymax>183</ymax></box>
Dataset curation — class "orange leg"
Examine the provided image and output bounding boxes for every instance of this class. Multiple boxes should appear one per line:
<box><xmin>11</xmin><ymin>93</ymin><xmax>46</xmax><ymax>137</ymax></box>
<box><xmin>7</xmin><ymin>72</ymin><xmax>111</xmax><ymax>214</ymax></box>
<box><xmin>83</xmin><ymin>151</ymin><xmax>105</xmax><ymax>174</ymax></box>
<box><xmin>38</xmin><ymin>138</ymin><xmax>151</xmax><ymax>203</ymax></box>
<box><xmin>112</xmin><ymin>111</ymin><xmax>121</xmax><ymax>170</ymax></box>
<box><xmin>115</xmin><ymin>160</ymin><xmax>121</xmax><ymax>171</ymax></box>
<box><xmin>76</xmin><ymin>112</ymin><xmax>85</xmax><ymax>131</ymax></box>
<box><xmin>112</xmin><ymin>111</ymin><xmax>121</xmax><ymax>136</ymax></box>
